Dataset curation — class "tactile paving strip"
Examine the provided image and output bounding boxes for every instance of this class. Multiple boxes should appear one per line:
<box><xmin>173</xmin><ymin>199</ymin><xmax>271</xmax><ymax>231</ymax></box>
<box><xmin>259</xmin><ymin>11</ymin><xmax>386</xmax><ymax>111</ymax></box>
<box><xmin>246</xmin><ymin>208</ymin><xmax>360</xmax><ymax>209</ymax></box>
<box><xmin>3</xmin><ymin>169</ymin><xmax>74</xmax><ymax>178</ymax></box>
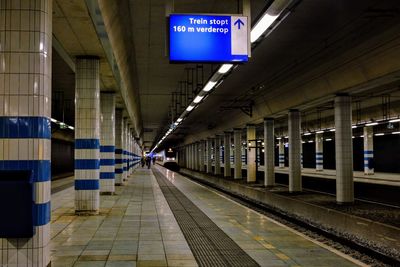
<box><xmin>153</xmin><ymin>168</ymin><xmax>259</xmax><ymax>267</ymax></box>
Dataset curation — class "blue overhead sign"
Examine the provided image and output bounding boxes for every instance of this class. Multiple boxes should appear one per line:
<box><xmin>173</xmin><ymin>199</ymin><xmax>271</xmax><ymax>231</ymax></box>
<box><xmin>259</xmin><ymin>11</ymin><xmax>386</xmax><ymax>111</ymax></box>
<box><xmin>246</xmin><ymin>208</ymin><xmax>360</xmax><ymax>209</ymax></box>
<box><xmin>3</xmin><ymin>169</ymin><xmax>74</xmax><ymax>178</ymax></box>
<box><xmin>169</xmin><ymin>14</ymin><xmax>248</xmax><ymax>63</ymax></box>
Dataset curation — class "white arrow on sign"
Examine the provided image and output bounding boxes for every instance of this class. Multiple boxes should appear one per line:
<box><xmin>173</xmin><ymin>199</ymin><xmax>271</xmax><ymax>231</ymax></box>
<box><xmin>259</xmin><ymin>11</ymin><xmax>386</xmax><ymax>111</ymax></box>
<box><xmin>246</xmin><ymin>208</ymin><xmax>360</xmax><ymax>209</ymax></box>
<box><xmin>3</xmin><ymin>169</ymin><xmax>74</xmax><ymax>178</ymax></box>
<box><xmin>231</xmin><ymin>16</ymin><xmax>248</xmax><ymax>56</ymax></box>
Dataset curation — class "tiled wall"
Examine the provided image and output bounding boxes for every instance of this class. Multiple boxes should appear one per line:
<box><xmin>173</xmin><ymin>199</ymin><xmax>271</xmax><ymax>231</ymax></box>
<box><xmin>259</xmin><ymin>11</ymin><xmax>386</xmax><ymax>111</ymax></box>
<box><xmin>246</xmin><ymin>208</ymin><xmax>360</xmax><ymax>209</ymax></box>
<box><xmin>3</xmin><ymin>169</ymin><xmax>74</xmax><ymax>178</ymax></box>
<box><xmin>0</xmin><ymin>0</ymin><xmax>52</xmax><ymax>265</ymax></box>
<box><xmin>100</xmin><ymin>93</ymin><xmax>115</xmax><ymax>194</ymax></box>
<box><xmin>74</xmin><ymin>57</ymin><xmax>100</xmax><ymax>213</ymax></box>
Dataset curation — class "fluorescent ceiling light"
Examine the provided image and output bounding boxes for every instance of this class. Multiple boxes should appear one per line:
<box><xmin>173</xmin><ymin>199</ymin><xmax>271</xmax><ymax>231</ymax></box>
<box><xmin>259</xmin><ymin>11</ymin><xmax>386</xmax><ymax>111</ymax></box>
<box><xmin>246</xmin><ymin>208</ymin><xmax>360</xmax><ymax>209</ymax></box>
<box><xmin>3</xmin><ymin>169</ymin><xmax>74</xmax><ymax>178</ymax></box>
<box><xmin>303</xmin><ymin>132</ymin><xmax>311</xmax><ymax>136</ymax></box>
<box><xmin>389</xmin><ymin>118</ymin><xmax>400</xmax><ymax>123</ymax></box>
<box><xmin>193</xmin><ymin>95</ymin><xmax>204</xmax><ymax>103</ymax></box>
<box><xmin>366</xmin><ymin>122</ymin><xmax>378</xmax><ymax>126</ymax></box>
<box><xmin>251</xmin><ymin>14</ymin><xmax>279</xmax><ymax>43</ymax></box>
<box><xmin>276</xmin><ymin>137</ymin><xmax>281</xmax><ymax>140</ymax></box>
<box><xmin>186</xmin><ymin>105</ymin><xmax>195</xmax><ymax>112</ymax></box>
<box><xmin>218</xmin><ymin>64</ymin><xmax>233</xmax><ymax>74</ymax></box>
<box><xmin>50</xmin><ymin>118</ymin><xmax>58</xmax><ymax>123</ymax></box>
<box><xmin>375</xmin><ymin>133</ymin><xmax>384</xmax><ymax>136</ymax></box>
<box><xmin>325</xmin><ymin>138</ymin><xmax>332</xmax><ymax>141</ymax></box>
<box><xmin>68</xmin><ymin>126</ymin><xmax>74</xmax><ymax>130</ymax></box>
<box><xmin>329</xmin><ymin>129</ymin><xmax>335</xmax><ymax>132</ymax></box>
<box><xmin>203</xmin><ymin>81</ymin><xmax>217</xmax><ymax>92</ymax></box>
<box><xmin>352</xmin><ymin>125</ymin><xmax>357</xmax><ymax>129</ymax></box>
<box><xmin>316</xmin><ymin>130</ymin><xmax>324</xmax><ymax>134</ymax></box>
<box><xmin>392</xmin><ymin>131</ymin><xmax>400</xmax><ymax>134</ymax></box>
<box><xmin>177</xmin><ymin>118</ymin><xmax>183</xmax><ymax>122</ymax></box>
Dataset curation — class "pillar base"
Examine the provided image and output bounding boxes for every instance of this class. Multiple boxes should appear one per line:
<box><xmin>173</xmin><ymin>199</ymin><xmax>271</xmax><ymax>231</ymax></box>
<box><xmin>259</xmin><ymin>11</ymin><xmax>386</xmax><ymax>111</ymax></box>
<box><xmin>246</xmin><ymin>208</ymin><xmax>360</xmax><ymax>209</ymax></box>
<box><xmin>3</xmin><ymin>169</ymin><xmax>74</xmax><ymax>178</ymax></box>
<box><xmin>316</xmin><ymin>169</ymin><xmax>323</xmax><ymax>172</ymax></box>
<box><xmin>75</xmin><ymin>210</ymin><xmax>99</xmax><ymax>216</ymax></box>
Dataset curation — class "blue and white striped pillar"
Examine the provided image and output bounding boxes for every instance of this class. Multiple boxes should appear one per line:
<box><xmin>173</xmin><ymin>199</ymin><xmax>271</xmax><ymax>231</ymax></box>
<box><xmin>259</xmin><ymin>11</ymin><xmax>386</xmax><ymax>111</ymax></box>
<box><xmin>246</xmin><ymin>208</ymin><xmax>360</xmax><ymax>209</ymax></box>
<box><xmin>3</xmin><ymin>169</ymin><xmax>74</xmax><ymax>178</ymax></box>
<box><xmin>122</xmin><ymin>118</ymin><xmax>128</xmax><ymax>178</ymax></box>
<box><xmin>315</xmin><ymin>133</ymin><xmax>323</xmax><ymax>171</ymax></box>
<box><xmin>363</xmin><ymin>126</ymin><xmax>374</xmax><ymax>175</ymax></box>
<box><xmin>279</xmin><ymin>139</ymin><xmax>285</xmax><ymax>168</ymax></box>
<box><xmin>115</xmin><ymin>109</ymin><xmax>123</xmax><ymax>185</ymax></box>
<box><xmin>100</xmin><ymin>93</ymin><xmax>115</xmax><ymax>194</ymax></box>
<box><xmin>75</xmin><ymin>57</ymin><xmax>100</xmax><ymax>214</ymax></box>
<box><xmin>125</xmin><ymin>124</ymin><xmax>130</xmax><ymax>175</ymax></box>
<box><xmin>0</xmin><ymin>1</ymin><xmax>52</xmax><ymax>265</ymax></box>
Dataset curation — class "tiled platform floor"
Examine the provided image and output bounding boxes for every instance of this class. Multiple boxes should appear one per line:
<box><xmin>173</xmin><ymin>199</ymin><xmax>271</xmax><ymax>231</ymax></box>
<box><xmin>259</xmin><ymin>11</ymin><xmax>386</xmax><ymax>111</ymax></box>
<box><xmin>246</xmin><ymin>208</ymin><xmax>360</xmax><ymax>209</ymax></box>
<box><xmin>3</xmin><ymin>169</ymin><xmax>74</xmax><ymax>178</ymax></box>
<box><xmin>50</xmin><ymin>167</ymin><xmax>365</xmax><ymax>266</ymax></box>
<box><xmin>50</xmin><ymin>169</ymin><xmax>196</xmax><ymax>267</ymax></box>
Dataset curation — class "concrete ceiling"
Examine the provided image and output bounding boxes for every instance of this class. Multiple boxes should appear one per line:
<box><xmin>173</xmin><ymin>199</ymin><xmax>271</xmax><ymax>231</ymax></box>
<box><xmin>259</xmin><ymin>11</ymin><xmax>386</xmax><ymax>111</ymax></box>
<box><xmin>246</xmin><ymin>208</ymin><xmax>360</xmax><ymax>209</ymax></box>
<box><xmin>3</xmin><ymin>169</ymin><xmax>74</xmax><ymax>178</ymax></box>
<box><xmin>52</xmin><ymin>0</ymin><xmax>400</xmax><ymax>151</ymax></box>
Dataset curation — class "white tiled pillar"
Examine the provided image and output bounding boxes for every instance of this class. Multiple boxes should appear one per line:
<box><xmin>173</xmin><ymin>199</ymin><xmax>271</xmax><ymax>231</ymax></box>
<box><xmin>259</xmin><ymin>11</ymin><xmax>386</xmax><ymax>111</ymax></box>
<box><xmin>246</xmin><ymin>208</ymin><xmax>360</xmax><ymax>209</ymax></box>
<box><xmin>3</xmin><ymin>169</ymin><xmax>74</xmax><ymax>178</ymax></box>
<box><xmin>335</xmin><ymin>95</ymin><xmax>354</xmax><ymax>204</ymax></box>
<box><xmin>196</xmin><ymin>142</ymin><xmax>200</xmax><ymax>171</ymax></box>
<box><xmin>75</xmin><ymin>57</ymin><xmax>101</xmax><ymax>214</ymax></box>
<box><xmin>224</xmin><ymin>132</ymin><xmax>231</xmax><ymax>177</ymax></box>
<box><xmin>234</xmin><ymin>129</ymin><xmax>242</xmax><ymax>179</ymax></box>
<box><xmin>0</xmin><ymin>1</ymin><xmax>52</xmax><ymax>265</ymax></box>
<box><xmin>289</xmin><ymin>110</ymin><xmax>302</xmax><ymax>192</ymax></box>
<box><xmin>278</xmin><ymin>138</ymin><xmax>285</xmax><ymax>167</ymax></box>
<box><xmin>315</xmin><ymin>133</ymin><xmax>323</xmax><ymax>171</ymax></box>
<box><xmin>115</xmin><ymin>109</ymin><xmax>123</xmax><ymax>185</ymax></box>
<box><xmin>363</xmin><ymin>126</ymin><xmax>374</xmax><ymax>175</ymax></box>
<box><xmin>214</xmin><ymin>136</ymin><xmax>221</xmax><ymax>175</ymax></box>
<box><xmin>247</xmin><ymin>125</ymin><xmax>256</xmax><ymax>182</ymax></box>
<box><xmin>199</xmin><ymin>140</ymin><xmax>205</xmax><ymax>172</ymax></box>
<box><xmin>206</xmin><ymin>138</ymin><xmax>213</xmax><ymax>173</ymax></box>
<box><xmin>100</xmin><ymin>93</ymin><xmax>115</xmax><ymax>194</ymax></box>
<box><xmin>264</xmin><ymin>119</ymin><xmax>275</xmax><ymax>187</ymax></box>
<box><xmin>190</xmin><ymin>143</ymin><xmax>195</xmax><ymax>169</ymax></box>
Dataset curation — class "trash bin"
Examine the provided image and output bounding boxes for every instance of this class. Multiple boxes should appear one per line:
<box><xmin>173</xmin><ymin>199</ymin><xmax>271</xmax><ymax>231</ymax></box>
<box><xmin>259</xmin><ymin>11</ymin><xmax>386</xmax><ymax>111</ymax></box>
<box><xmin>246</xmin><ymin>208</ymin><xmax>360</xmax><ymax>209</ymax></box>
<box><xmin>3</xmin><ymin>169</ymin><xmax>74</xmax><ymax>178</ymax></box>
<box><xmin>0</xmin><ymin>170</ymin><xmax>34</xmax><ymax>238</ymax></box>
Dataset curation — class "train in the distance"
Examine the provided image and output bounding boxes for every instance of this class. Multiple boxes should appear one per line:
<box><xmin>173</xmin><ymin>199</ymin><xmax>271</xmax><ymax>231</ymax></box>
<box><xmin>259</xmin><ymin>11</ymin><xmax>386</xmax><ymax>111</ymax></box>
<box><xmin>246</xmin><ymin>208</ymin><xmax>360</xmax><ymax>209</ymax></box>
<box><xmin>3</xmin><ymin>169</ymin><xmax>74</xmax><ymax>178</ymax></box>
<box><xmin>155</xmin><ymin>148</ymin><xmax>180</xmax><ymax>171</ymax></box>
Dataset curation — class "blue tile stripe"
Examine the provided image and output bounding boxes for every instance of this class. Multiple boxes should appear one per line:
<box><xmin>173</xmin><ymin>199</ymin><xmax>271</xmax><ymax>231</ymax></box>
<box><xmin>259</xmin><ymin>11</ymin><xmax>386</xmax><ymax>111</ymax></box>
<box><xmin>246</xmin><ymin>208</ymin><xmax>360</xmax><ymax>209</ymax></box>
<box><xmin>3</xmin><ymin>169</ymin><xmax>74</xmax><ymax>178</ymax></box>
<box><xmin>75</xmin><ymin>179</ymin><xmax>100</xmax><ymax>190</ymax></box>
<box><xmin>100</xmin><ymin>159</ymin><xmax>115</xmax><ymax>166</ymax></box>
<box><xmin>100</xmin><ymin>145</ymin><xmax>115</xmax><ymax>152</ymax></box>
<box><xmin>115</xmin><ymin>148</ymin><xmax>123</xmax><ymax>154</ymax></box>
<box><xmin>0</xmin><ymin>160</ymin><xmax>50</xmax><ymax>182</ymax></box>
<box><xmin>100</xmin><ymin>172</ymin><xmax>115</xmax><ymax>179</ymax></box>
<box><xmin>0</xmin><ymin>116</ymin><xmax>51</xmax><ymax>139</ymax></box>
<box><xmin>33</xmin><ymin>201</ymin><xmax>51</xmax><ymax>226</ymax></box>
<box><xmin>75</xmin><ymin>139</ymin><xmax>100</xmax><ymax>149</ymax></box>
<box><xmin>75</xmin><ymin>159</ymin><xmax>100</xmax><ymax>169</ymax></box>
<box><xmin>364</xmin><ymin>150</ymin><xmax>373</xmax><ymax>155</ymax></box>
<box><xmin>115</xmin><ymin>168</ymin><xmax>123</xmax><ymax>174</ymax></box>
<box><xmin>115</xmin><ymin>158</ymin><xmax>123</xmax><ymax>164</ymax></box>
